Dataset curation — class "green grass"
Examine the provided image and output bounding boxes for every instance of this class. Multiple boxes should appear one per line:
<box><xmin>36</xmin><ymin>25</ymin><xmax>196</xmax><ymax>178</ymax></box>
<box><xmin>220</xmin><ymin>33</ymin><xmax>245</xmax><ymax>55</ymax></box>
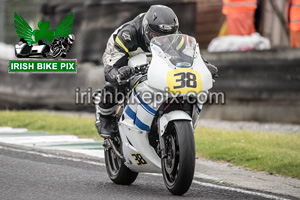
<box><xmin>0</xmin><ymin>110</ymin><xmax>299</xmax><ymax>178</ymax></box>
<box><xmin>195</xmin><ymin>127</ymin><xmax>300</xmax><ymax>178</ymax></box>
<box><xmin>0</xmin><ymin>110</ymin><xmax>99</xmax><ymax>139</ymax></box>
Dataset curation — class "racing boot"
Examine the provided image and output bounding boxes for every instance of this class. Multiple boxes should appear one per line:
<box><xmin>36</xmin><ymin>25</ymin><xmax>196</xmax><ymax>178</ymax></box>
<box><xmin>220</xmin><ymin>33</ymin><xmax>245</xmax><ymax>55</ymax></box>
<box><xmin>93</xmin><ymin>85</ymin><xmax>119</xmax><ymax>139</ymax></box>
<box><xmin>94</xmin><ymin>95</ymin><xmax>118</xmax><ymax>139</ymax></box>
<box><xmin>95</xmin><ymin>114</ymin><xmax>118</xmax><ymax>139</ymax></box>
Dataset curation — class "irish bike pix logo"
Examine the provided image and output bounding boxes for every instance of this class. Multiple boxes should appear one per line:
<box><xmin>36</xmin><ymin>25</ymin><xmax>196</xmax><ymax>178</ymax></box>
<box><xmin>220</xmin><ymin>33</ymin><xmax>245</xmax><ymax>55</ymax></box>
<box><xmin>9</xmin><ymin>12</ymin><xmax>77</xmax><ymax>73</ymax></box>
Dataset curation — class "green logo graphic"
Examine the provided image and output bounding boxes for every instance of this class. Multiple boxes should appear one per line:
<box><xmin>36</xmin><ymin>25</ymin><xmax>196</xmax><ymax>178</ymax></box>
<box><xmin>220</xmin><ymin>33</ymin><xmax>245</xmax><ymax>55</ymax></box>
<box><xmin>14</xmin><ymin>12</ymin><xmax>73</xmax><ymax>45</ymax></box>
<box><xmin>10</xmin><ymin>12</ymin><xmax>77</xmax><ymax>73</ymax></box>
<box><xmin>13</xmin><ymin>12</ymin><xmax>75</xmax><ymax>59</ymax></box>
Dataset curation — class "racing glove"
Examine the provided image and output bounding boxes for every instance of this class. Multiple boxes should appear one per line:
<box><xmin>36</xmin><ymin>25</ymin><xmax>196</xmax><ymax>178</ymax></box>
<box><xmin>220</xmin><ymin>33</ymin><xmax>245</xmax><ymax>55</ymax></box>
<box><xmin>117</xmin><ymin>66</ymin><xmax>135</xmax><ymax>80</ymax></box>
<box><xmin>202</xmin><ymin>56</ymin><xmax>218</xmax><ymax>79</ymax></box>
<box><xmin>206</xmin><ymin>63</ymin><xmax>218</xmax><ymax>79</ymax></box>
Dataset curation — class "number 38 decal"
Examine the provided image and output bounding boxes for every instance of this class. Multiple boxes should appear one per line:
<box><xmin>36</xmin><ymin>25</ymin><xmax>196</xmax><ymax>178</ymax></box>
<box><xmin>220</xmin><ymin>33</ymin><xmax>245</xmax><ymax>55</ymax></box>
<box><xmin>131</xmin><ymin>153</ymin><xmax>147</xmax><ymax>165</ymax></box>
<box><xmin>167</xmin><ymin>68</ymin><xmax>202</xmax><ymax>93</ymax></box>
<box><xmin>173</xmin><ymin>72</ymin><xmax>197</xmax><ymax>89</ymax></box>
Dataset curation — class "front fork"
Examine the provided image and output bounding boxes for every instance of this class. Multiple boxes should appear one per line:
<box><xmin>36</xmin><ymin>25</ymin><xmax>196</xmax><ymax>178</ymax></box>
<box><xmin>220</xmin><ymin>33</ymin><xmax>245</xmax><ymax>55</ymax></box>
<box><xmin>159</xmin><ymin>134</ymin><xmax>168</xmax><ymax>159</ymax></box>
<box><xmin>158</xmin><ymin>111</ymin><xmax>167</xmax><ymax>158</ymax></box>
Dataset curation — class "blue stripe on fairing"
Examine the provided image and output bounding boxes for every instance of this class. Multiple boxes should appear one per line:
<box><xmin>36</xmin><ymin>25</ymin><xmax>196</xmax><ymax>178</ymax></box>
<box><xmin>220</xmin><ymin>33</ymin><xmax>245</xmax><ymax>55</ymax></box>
<box><xmin>135</xmin><ymin>117</ymin><xmax>150</xmax><ymax>131</ymax></box>
<box><xmin>140</xmin><ymin>104</ymin><xmax>154</xmax><ymax>116</ymax></box>
<box><xmin>125</xmin><ymin>106</ymin><xmax>136</xmax><ymax>120</ymax></box>
<box><xmin>125</xmin><ymin>105</ymin><xmax>149</xmax><ymax>131</ymax></box>
<box><xmin>134</xmin><ymin>89</ymin><xmax>156</xmax><ymax>115</ymax></box>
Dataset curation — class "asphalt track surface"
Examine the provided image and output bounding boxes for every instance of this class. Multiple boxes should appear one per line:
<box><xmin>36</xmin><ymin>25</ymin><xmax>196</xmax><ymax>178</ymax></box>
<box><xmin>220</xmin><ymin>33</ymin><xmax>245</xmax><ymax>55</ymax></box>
<box><xmin>0</xmin><ymin>146</ymin><xmax>295</xmax><ymax>200</ymax></box>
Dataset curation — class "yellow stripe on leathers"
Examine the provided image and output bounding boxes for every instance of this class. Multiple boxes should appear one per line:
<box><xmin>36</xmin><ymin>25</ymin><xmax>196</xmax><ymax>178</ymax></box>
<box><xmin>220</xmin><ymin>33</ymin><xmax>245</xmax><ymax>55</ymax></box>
<box><xmin>116</xmin><ymin>36</ymin><xmax>132</xmax><ymax>58</ymax></box>
<box><xmin>116</xmin><ymin>105</ymin><xmax>122</xmax><ymax>115</ymax></box>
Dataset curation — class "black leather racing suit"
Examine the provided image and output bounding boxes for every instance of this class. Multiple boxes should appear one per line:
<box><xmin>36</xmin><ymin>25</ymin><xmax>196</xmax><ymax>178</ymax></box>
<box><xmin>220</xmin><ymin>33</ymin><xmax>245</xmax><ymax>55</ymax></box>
<box><xmin>97</xmin><ymin>13</ymin><xmax>149</xmax><ymax>116</ymax></box>
<box><xmin>103</xmin><ymin>13</ymin><xmax>148</xmax><ymax>85</ymax></box>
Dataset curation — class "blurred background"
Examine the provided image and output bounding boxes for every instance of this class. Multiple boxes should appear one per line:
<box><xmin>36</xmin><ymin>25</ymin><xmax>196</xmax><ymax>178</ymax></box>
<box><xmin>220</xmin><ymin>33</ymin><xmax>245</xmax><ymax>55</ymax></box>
<box><xmin>0</xmin><ymin>0</ymin><xmax>299</xmax><ymax>124</ymax></box>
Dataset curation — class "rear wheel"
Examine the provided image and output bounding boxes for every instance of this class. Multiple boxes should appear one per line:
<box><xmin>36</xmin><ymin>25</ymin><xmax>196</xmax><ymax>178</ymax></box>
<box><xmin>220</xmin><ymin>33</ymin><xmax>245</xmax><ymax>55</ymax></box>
<box><xmin>162</xmin><ymin>120</ymin><xmax>195</xmax><ymax>195</ymax></box>
<box><xmin>104</xmin><ymin>138</ymin><xmax>138</xmax><ymax>185</ymax></box>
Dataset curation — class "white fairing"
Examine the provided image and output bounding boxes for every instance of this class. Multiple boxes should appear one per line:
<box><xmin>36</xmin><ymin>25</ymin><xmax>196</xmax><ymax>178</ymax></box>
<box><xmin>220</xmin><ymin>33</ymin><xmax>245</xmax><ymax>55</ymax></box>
<box><xmin>118</xmin><ymin>34</ymin><xmax>213</xmax><ymax>173</ymax></box>
<box><xmin>128</xmin><ymin>53</ymin><xmax>147</xmax><ymax>67</ymax></box>
<box><xmin>159</xmin><ymin>111</ymin><xmax>192</xmax><ymax>136</ymax></box>
<box><xmin>119</xmin><ymin>82</ymin><xmax>161</xmax><ymax>173</ymax></box>
<box><xmin>119</xmin><ymin>120</ymin><xmax>161</xmax><ymax>173</ymax></box>
<box><xmin>148</xmin><ymin>41</ymin><xmax>213</xmax><ymax>93</ymax></box>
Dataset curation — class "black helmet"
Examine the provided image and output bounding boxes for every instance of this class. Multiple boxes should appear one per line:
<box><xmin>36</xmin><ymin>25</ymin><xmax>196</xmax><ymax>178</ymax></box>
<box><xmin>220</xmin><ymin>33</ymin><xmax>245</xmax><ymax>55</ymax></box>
<box><xmin>142</xmin><ymin>5</ymin><xmax>179</xmax><ymax>46</ymax></box>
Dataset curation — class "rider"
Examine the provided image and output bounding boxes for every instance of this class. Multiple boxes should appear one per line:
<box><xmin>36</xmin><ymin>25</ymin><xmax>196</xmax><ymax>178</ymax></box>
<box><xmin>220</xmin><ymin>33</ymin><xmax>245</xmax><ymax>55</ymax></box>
<box><xmin>94</xmin><ymin>5</ymin><xmax>218</xmax><ymax>139</ymax></box>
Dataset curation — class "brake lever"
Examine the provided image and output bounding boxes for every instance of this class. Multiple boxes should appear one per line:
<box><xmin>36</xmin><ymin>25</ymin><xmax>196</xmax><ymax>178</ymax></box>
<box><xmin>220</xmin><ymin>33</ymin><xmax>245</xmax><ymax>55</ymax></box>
<box><xmin>116</xmin><ymin>74</ymin><xmax>135</xmax><ymax>85</ymax></box>
<box><xmin>116</xmin><ymin>64</ymin><xmax>149</xmax><ymax>85</ymax></box>
<box><xmin>135</xmin><ymin>64</ymin><xmax>149</xmax><ymax>75</ymax></box>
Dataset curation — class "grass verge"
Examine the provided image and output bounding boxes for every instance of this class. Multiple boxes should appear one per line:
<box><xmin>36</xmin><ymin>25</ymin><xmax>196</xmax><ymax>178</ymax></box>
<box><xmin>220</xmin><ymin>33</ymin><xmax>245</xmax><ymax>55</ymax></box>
<box><xmin>0</xmin><ymin>110</ymin><xmax>98</xmax><ymax>139</ymax></box>
<box><xmin>195</xmin><ymin>127</ymin><xmax>300</xmax><ymax>178</ymax></box>
<box><xmin>0</xmin><ymin>110</ymin><xmax>299</xmax><ymax>178</ymax></box>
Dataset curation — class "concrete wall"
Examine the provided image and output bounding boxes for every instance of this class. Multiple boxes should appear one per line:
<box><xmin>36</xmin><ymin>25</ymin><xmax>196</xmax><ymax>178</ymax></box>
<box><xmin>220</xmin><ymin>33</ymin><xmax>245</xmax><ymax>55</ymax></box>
<box><xmin>0</xmin><ymin>59</ymin><xmax>104</xmax><ymax>112</ymax></box>
<box><xmin>201</xmin><ymin>48</ymin><xmax>300</xmax><ymax>124</ymax></box>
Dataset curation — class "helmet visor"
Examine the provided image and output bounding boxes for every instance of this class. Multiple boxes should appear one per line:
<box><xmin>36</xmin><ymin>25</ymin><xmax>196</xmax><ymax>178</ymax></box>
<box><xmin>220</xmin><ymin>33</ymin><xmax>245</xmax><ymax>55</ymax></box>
<box><xmin>145</xmin><ymin>25</ymin><xmax>176</xmax><ymax>45</ymax></box>
<box><xmin>150</xmin><ymin>31</ymin><xmax>165</xmax><ymax>38</ymax></box>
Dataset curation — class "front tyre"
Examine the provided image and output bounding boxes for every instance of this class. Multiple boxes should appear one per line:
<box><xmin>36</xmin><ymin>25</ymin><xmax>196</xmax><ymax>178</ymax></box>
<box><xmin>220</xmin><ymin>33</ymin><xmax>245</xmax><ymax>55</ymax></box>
<box><xmin>104</xmin><ymin>138</ymin><xmax>138</xmax><ymax>185</ymax></box>
<box><xmin>162</xmin><ymin>120</ymin><xmax>195</xmax><ymax>195</ymax></box>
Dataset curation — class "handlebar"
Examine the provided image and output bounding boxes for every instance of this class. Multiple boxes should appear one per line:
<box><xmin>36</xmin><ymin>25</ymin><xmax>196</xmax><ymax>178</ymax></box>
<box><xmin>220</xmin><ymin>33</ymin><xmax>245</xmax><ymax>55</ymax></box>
<box><xmin>116</xmin><ymin>63</ymin><xmax>149</xmax><ymax>85</ymax></box>
<box><xmin>133</xmin><ymin>63</ymin><xmax>148</xmax><ymax>74</ymax></box>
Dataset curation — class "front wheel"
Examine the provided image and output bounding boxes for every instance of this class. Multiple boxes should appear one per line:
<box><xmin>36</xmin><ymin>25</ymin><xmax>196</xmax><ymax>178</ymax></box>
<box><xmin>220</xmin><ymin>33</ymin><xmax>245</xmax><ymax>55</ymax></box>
<box><xmin>104</xmin><ymin>138</ymin><xmax>138</xmax><ymax>185</ymax></box>
<box><xmin>162</xmin><ymin>120</ymin><xmax>195</xmax><ymax>195</ymax></box>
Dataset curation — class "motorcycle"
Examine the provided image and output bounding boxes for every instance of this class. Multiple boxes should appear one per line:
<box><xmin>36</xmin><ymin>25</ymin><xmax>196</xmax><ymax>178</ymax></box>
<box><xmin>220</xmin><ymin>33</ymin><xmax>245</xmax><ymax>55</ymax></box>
<box><xmin>15</xmin><ymin>34</ymin><xmax>75</xmax><ymax>58</ymax></box>
<box><xmin>103</xmin><ymin>34</ymin><xmax>213</xmax><ymax>195</ymax></box>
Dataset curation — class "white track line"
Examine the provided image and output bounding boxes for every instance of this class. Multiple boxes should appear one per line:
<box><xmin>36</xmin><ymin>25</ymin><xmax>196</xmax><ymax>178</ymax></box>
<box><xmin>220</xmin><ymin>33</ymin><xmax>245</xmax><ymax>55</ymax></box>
<box><xmin>141</xmin><ymin>173</ymin><xmax>289</xmax><ymax>200</ymax></box>
<box><xmin>1</xmin><ymin>135</ymin><xmax>79</xmax><ymax>143</ymax></box>
<box><xmin>0</xmin><ymin>145</ymin><xmax>105</xmax><ymax>167</ymax></box>
<box><xmin>192</xmin><ymin>180</ymin><xmax>290</xmax><ymax>200</ymax></box>
<box><xmin>0</xmin><ymin>127</ymin><xmax>28</xmax><ymax>133</ymax></box>
<box><xmin>0</xmin><ymin>145</ymin><xmax>290</xmax><ymax>200</ymax></box>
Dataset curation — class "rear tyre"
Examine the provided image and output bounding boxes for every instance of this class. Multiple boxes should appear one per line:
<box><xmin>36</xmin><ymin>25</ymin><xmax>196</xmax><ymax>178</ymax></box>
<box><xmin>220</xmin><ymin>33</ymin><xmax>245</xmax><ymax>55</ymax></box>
<box><xmin>162</xmin><ymin>120</ymin><xmax>195</xmax><ymax>195</ymax></box>
<box><xmin>104</xmin><ymin>138</ymin><xmax>138</xmax><ymax>185</ymax></box>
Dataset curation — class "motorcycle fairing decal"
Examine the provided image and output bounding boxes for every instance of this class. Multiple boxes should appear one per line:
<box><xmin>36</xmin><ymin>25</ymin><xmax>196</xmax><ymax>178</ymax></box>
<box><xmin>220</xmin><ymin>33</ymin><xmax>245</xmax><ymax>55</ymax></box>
<box><xmin>125</xmin><ymin>106</ymin><xmax>136</xmax><ymax>120</ymax></box>
<box><xmin>134</xmin><ymin>89</ymin><xmax>156</xmax><ymax>116</ymax></box>
<box><xmin>131</xmin><ymin>153</ymin><xmax>148</xmax><ymax>165</ymax></box>
<box><xmin>135</xmin><ymin>117</ymin><xmax>150</xmax><ymax>131</ymax></box>
<box><xmin>167</xmin><ymin>68</ymin><xmax>202</xmax><ymax>94</ymax></box>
